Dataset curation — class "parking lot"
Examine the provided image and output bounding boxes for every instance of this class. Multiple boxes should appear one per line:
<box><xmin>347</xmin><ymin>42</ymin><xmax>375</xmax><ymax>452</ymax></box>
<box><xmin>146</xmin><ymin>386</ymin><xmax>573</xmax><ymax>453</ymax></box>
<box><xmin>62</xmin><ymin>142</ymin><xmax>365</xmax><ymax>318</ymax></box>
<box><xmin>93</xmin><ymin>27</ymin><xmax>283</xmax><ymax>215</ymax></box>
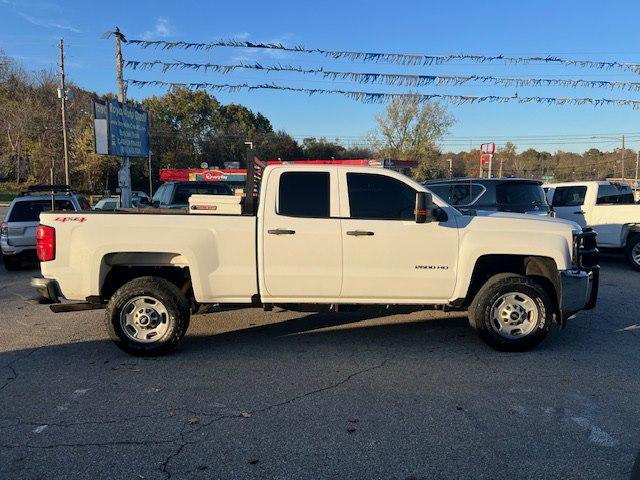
<box><xmin>0</xmin><ymin>249</ymin><xmax>638</xmax><ymax>479</ymax></box>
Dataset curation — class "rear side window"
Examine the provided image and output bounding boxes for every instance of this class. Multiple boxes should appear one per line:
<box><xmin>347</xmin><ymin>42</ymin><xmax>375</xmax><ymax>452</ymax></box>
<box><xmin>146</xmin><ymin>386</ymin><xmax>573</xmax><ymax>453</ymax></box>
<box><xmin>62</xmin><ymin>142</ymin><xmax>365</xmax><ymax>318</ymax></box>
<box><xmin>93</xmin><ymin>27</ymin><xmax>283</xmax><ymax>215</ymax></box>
<box><xmin>552</xmin><ymin>186</ymin><xmax>587</xmax><ymax>207</ymax></box>
<box><xmin>278</xmin><ymin>172</ymin><xmax>330</xmax><ymax>217</ymax></box>
<box><xmin>348</xmin><ymin>173</ymin><xmax>416</xmax><ymax>220</ymax></box>
<box><xmin>596</xmin><ymin>184</ymin><xmax>635</xmax><ymax>205</ymax></box>
<box><xmin>8</xmin><ymin>199</ymin><xmax>74</xmax><ymax>222</ymax></box>
<box><xmin>173</xmin><ymin>183</ymin><xmax>233</xmax><ymax>205</ymax></box>
<box><xmin>428</xmin><ymin>183</ymin><xmax>484</xmax><ymax>206</ymax></box>
<box><xmin>77</xmin><ymin>196</ymin><xmax>91</xmax><ymax>210</ymax></box>
<box><xmin>496</xmin><ymin>183</ymin><xmax>547</xmax><ymax>206</ymax></box>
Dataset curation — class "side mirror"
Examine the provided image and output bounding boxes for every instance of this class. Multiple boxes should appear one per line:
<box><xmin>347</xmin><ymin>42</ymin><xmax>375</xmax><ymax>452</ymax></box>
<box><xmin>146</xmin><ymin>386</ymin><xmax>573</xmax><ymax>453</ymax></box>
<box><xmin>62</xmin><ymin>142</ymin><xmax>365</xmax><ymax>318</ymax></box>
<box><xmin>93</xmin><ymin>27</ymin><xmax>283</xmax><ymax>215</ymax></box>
<box><xmin>415</xmin><ymin>191</ymin><xmax>437</xmax><ymax>223</ymax></box>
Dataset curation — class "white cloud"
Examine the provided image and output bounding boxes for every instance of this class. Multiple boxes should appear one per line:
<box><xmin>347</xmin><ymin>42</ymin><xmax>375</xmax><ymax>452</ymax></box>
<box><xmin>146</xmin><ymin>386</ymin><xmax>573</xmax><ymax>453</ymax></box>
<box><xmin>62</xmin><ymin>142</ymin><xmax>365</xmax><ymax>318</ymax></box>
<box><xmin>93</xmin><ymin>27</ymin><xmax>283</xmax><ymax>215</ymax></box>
<box><xmin>141</xmin><ymin>17</ymin><xmax>174</xmax><ymax>40</ymax></box>
<box><xmin>18</xmin><ymin>12</ymin><xmax>80</xmax><ymax>33</ymax></box>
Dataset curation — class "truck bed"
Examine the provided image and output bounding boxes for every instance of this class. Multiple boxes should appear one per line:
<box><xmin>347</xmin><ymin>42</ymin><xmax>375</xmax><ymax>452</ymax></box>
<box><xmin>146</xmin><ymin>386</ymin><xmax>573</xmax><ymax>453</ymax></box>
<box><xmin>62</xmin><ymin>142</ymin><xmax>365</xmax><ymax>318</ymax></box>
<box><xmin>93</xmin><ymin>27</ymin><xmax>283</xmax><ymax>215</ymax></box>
<box><xmin>39</xmin><ymin>211</ymin><xmax>258</xmax><ymax>303</ymax></box>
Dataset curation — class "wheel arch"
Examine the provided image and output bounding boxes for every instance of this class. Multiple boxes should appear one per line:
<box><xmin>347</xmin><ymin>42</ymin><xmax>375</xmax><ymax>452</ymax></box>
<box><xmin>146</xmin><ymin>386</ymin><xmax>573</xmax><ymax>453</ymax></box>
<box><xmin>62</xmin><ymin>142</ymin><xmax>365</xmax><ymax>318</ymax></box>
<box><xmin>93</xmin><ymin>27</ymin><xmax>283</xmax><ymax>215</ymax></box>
<box><xmin>99</xmin><ymin>252</ymin><xmax>193</xmax><ymax>302</ymax></box>
<box><xmin>462</xmin><ymin>254</ymin><xmax>560</xmax><ymax>320</ymax></box>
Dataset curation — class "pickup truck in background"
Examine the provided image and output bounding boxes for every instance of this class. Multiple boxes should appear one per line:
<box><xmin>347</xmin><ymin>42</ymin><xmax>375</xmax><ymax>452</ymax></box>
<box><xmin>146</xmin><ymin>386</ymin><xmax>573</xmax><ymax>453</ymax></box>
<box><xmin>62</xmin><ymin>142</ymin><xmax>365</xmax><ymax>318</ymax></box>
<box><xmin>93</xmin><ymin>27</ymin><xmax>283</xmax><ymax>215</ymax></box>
<box><xmin>545</xmin><ymin>181</ymin><xmax>640</xmax><ymax>270</ymax></box>
<box><xmin>151</xmin><ymin>181</ymin><xmax>234</xmax><ymax>209</ymax></box>
<box><xmin>32</xmin><ymin>162</ymin><xmax>599</xmax><ymax>355</ymax></box>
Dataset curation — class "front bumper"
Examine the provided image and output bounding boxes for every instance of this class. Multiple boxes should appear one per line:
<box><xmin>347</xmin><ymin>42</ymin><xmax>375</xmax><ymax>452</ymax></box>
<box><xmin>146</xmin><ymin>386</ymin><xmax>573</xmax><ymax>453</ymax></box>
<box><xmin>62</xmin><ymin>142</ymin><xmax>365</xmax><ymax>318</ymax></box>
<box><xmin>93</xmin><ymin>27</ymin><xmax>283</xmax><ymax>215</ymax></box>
<box><xmin>561</xmin><ymin>267</ymin><xmax>599</xmax><ymax>317</ymax></box>
<box><xmin>30</xmin><ymin>276</ymin><xmax>61</xmax><ymax>304</ymax></box>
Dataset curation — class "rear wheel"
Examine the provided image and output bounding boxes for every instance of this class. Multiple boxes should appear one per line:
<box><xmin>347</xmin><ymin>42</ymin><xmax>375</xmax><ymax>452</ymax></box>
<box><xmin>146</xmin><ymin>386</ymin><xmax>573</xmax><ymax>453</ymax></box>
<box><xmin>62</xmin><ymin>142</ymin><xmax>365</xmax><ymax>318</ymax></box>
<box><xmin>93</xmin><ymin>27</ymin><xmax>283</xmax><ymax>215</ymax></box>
<box><xmin>625</xmin><ymin>235</ymin><xmax>640</xmax><ymax>272</ymax></box>
<box><xmin>105</xmin><ymin>276</ymin><xmax>190</xmax><ymax>356</ymax></box>
<box><xmin>468</xmin><ymin>274</ymin><xmax>552</xmax><ymax>351</ymax></box>
<box><xmin>2</xmin><ymin>254</ymin><xmax>21</xmax><ymax>271</ymax></box>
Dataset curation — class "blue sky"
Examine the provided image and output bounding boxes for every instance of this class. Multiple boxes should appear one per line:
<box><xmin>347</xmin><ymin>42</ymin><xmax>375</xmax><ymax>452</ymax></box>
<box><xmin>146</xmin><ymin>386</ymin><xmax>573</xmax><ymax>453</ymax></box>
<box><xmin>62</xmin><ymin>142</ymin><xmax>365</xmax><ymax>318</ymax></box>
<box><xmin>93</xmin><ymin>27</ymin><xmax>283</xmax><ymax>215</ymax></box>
<box><xmin>3</xmin><ymin>0</ymin><xmax>640</xmax><ymax>153</ymax></box>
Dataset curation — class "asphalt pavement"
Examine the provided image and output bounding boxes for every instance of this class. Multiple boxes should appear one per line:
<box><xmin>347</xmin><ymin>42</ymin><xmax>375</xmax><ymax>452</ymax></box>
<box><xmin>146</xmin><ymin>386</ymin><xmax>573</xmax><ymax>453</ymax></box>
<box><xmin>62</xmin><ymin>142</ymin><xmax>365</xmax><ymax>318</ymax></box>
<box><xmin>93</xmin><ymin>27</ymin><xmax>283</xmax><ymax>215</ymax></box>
<box><xmin>0</xmin><ymin>250</ymin><xmax>639</xmax><ymax>479</ymax></box>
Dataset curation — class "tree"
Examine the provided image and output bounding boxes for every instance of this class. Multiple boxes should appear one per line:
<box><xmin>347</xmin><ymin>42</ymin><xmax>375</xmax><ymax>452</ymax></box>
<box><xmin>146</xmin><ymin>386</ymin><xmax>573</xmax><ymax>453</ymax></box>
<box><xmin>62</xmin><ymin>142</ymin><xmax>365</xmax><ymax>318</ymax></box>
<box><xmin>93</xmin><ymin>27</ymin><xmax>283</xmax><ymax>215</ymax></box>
<box><xmin>301</xmin><ymin>137</ymin><xmax>346</xmax><ymax>159</ymax></box>
<box><xmin>256</xmin><ymin>130</ymin><xmax>303</xmax><ymax>161</ymax></box>
<box><xmin>371</xmin><ymin>95</ymin><xmax>454</xmax><ymax>180</ymax></box>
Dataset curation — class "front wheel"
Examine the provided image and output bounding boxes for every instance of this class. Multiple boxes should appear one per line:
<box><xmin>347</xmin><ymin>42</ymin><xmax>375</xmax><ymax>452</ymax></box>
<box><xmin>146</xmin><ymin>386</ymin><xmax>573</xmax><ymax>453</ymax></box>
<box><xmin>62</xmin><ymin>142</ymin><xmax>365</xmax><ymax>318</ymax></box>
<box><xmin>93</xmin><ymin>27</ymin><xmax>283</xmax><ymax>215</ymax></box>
<box><xmin>468</xmin><ymin>274</ymin><xmax>553</xmax><ymax>352</ymax></box>
<box><xmin>625</xmin><ymin>235</ymin><xmax>640</xmax><ymax>272</ymax></box>
<box><xmin>105</xmin><ymin>276</ymin><xmax>190</xmax><ymax>356</ymax></box>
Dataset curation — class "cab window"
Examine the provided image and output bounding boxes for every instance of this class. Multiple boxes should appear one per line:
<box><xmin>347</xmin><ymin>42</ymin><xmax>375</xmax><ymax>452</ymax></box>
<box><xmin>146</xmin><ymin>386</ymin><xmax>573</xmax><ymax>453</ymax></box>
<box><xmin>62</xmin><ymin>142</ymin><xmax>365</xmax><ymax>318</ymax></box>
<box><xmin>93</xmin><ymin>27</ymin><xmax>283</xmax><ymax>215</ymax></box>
<box><xmin>552</xmin><ymin>186</ymin><xmax>587</xmax><ymax>207</ymax></box>
<box><xmin>596</xmin><ymin>184</ymin><xmax>635</xmax><ymax>205</ymax></box>
<box><xmin>347</xmin><ymin>173</ymin><xmax>416</xmax><ymax>220</ymax></box>
<box><xmin>278</xmin><ymin>172</ymin><xmax>330</xmax><ymax>218</ymax></box>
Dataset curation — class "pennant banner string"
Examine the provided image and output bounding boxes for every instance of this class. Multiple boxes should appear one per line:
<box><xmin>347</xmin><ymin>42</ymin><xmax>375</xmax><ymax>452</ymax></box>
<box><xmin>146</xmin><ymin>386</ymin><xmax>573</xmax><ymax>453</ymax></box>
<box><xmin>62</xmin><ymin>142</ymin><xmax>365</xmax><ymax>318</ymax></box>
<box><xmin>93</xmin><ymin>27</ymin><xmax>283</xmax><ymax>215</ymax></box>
<box><xmin>124</xmin><ymin>78</ymin><xmax>640</xmax><ymax>109</ymax></box>
<box><xmin>125</xmin><ymin>59</ymin><xmax>640</xmax><ymax>91</ymax></box>
<box><xmin>125</xmin><ymin>38</ymin><xmax>640</xmax><ymax>74</ymax></box>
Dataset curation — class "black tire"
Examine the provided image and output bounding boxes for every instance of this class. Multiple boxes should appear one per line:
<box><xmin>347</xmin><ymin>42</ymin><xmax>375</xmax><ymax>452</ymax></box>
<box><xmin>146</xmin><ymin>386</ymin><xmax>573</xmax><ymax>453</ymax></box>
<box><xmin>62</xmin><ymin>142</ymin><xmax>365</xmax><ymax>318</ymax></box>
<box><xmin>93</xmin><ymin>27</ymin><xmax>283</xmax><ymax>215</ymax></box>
<box><xmin>468</xmin><ymin>274</ymin><xmax>553</xmax><ymax>352</ymax></box>
<box><xmin>2</xmin><ymin>254</ymin><xmax>21</xmax><ymax>271</ymax></box>
<box><xmin>104</xmin><ymin>276</ymin><xmax>190</xmax><ymax>356</ymax></box>
<box><xmin>625</xmin><ymin>235</ymin><xmax>640</xmax><ymax>272</ymax></box>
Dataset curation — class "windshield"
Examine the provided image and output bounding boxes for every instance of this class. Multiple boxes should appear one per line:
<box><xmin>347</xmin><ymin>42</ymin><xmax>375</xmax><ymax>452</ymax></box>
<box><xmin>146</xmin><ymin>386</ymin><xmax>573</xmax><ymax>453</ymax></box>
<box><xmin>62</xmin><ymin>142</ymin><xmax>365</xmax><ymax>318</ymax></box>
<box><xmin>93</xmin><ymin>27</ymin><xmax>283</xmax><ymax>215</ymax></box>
<box><xmin>496</xmin><ymin>183</ymin><xmax>548</xmax><ymax>208</ymax></box>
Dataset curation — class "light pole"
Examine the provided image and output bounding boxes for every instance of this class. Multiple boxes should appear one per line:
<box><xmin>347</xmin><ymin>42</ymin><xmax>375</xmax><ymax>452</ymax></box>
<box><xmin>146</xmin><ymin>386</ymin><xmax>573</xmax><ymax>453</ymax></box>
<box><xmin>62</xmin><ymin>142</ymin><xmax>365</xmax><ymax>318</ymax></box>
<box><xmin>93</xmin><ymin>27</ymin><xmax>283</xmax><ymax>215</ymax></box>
<box><xmin>58</xmin><ymin>38</ymin><xmax>70</xmax><ymax>186</ymax></box>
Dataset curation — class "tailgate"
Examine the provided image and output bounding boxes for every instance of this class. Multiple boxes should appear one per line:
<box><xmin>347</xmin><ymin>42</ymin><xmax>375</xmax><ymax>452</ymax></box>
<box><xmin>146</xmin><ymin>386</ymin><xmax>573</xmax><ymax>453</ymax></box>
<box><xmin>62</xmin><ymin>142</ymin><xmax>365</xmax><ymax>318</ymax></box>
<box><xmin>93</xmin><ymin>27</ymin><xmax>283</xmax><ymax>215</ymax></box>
<box><xmin>6</xmin><ymin>221</ymin><xmax>38</xmax><ymax>247</ymax></box>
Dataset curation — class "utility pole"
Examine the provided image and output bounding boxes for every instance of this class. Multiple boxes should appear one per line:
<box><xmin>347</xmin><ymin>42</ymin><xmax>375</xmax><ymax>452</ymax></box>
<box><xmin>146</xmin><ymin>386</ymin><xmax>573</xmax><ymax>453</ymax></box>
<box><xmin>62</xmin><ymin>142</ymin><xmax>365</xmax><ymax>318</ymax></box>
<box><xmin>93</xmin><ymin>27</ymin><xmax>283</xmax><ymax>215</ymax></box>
<box><xmin>58</xmin><ymin>38</ymin><xmax>70</xmax><ymax>186</ymax></box>
<box><xmin>113</xmin><ymin>27</ymin><xmax>132</xmax><ymax>208</ymax></box>
<box><xmin>634</xmin><ymin>150</ymin><xmax>639</xmax><ymax>198</ymax></box>
<box><xmin>621</xmin><ymin>135</ymin><xmax>625</xmax><ymax>182</ymax></box>
<box><xmin>499</xmin><ymin>158</ymin><xmax>504</xmax><ymax>178</ymax></box>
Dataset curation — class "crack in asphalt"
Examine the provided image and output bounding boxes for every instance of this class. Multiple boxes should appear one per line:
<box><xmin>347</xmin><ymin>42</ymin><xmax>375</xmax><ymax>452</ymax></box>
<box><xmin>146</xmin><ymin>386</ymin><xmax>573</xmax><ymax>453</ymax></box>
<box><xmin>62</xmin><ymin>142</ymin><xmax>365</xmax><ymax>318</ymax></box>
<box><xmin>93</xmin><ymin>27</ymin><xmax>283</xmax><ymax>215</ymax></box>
<box><xmin>157</xmin><ymin>357</ymin><xmax>392</xmax><ymax>479</ymax></box>
<box><xmin>0</xmin><ymin>346</ymin><xmax>43</xmax><ymax>392</ymax></box>
<box><xmin>0</xmin><ymin>438</ymin><xmax>178</xmax><ymax>450</ymax></box>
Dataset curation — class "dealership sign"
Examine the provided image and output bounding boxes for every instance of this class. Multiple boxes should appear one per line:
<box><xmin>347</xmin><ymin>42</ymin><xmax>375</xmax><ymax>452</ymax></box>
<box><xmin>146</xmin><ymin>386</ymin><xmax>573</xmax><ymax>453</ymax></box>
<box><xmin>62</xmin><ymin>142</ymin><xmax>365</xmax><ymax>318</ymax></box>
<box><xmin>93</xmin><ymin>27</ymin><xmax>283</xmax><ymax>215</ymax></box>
<box><xmin>93</xmin><ymin>99</ymin><xmax>150</xmax><ymax>158</ymax></box>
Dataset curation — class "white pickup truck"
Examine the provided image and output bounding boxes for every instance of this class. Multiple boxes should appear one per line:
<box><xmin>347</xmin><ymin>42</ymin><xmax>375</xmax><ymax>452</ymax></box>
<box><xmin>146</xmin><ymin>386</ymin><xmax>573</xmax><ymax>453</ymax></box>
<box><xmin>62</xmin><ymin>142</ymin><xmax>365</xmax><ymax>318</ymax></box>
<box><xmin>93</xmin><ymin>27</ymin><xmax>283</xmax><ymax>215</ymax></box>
<box><xmin>545</xmin><ymin>181</ymin><xmax>640</xmax><ymax>270</ymax></box>
<box><xmin>32</xmin><ymin>162</ymin><xmax>599</xmax><ymax>355</ymax></box>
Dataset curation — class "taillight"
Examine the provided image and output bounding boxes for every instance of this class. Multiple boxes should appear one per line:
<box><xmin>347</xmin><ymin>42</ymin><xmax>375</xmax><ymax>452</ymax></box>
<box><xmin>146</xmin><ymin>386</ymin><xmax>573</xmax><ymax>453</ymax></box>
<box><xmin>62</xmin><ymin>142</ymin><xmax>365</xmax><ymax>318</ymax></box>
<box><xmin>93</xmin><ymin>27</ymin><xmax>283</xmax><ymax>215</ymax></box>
<box><xmin>36</xmin><ymin>225</ymin><xmax>55</xmax><ymax>262</ymax></box>
<box><xmin>0</xmin><ymin>222</ymin><xmax>7</xmax><ymax>237</ymax></box>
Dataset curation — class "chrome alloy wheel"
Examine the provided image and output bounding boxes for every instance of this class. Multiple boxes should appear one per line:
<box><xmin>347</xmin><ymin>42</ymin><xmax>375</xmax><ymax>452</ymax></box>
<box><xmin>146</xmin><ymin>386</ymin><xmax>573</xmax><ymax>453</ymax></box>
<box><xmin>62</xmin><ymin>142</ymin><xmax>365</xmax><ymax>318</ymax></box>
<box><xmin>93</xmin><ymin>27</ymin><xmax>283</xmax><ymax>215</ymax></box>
<box><xmin>489</xmin><ymin>292</ymin><xmax>539</xmax><ymax>339</ymax></box>
<box><xmin>119</xmin><ymin>296</ymin><xmax>170</xmax><ymax>343</ymax></box>
<box><xmin>632</xmin><ymin>242</ymin><xmax>640</xmax><ymax>267</ymax></box>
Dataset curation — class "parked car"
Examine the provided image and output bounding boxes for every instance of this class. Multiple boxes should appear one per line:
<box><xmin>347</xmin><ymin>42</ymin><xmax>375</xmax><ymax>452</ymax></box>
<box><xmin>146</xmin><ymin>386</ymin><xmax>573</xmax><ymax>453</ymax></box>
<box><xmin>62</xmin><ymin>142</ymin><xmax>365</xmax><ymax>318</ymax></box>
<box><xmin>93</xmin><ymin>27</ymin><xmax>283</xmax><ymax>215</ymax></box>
<box><xmin>33</xmin><ymin>164</ymin><xmax>598</xmax><ymax>355</ymax></box>
<box><xmin>545</xmin><ymin>181</ymin><xmax>640</xmax><ymax>270</ymax></box>
<box><xmin>151</xmin><ymin>182</ymin><xmax>234</xmax><ymax>209</ymax></box>
<box><xmin>424</xmin><ymin>178</ymin><xmax>552</xmax><ymax>216</ymax></box>
<box><xmin>1</xmin><ymin>186</ymin><xmax>90</xmax><ymax>270</ymax></box>
<box><xmin>93</xmin><ymin>197</ymin><xmax>120</xmax><ymax>211</ymax></box>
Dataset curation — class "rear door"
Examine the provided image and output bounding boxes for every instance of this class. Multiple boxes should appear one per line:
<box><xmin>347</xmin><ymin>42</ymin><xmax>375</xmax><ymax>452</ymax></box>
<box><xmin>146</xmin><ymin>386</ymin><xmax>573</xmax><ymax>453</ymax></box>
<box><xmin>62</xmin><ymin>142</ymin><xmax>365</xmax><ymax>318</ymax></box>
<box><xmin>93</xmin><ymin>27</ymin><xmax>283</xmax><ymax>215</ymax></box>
<box><xmin>339</xmin><ymin>171</ymin><xmax>458</xmax><ymax>301</ymax></box>
<box><xmin>261</xmin><ymin>168</ymin><xmax>342</xmax><ymax>299</ymax></box>
<box><xmin>550</xmin><ymin>185</ymin><xmax>588</xmax><ymax>227</ymax></box>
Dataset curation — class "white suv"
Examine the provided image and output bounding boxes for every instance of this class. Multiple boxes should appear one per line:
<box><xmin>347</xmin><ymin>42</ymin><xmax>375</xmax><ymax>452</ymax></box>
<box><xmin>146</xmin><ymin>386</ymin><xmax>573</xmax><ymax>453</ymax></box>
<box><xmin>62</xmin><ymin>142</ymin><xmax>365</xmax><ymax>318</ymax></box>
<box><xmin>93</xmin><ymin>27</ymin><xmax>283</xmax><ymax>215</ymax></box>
<box><xmin>1</xmin><ymin>186</ymin><xmax>89</xmax><ymax>270</ymax></box>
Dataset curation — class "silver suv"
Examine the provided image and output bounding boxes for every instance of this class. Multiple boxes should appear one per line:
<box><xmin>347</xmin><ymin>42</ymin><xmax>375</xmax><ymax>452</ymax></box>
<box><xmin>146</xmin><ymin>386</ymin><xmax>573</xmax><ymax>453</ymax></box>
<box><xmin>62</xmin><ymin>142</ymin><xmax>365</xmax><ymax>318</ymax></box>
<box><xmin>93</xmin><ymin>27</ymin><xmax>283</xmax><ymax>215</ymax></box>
<box><xmin>1</xmin><ymin>186</ymin><xmax>90</xmax><ymax>270</ymax></box>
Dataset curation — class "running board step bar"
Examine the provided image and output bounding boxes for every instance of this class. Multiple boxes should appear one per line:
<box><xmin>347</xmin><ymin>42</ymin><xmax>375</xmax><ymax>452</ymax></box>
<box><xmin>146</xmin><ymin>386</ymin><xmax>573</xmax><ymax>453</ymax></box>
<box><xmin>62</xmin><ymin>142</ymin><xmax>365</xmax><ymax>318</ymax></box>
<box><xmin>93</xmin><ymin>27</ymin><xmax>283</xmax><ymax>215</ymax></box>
<box><xmin>49</xmin><ymin>302</ymin><xmax>106</xmax><ymax>313</ymax></box>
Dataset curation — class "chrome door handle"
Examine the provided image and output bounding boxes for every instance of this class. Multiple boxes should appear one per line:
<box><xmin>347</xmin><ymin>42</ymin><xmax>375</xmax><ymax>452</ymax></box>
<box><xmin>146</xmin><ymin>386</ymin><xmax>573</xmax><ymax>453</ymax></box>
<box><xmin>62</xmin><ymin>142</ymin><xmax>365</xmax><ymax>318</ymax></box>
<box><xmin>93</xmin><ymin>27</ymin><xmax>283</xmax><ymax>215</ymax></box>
<box><xmin>268</xmin><ymin>229</ymin><xmax>296</xmax><ymax>235</ymax></box>
<box><xmin>346</xmin><ymin>230</ymin><xmax>374</xmax><ymax>236</ymax></box>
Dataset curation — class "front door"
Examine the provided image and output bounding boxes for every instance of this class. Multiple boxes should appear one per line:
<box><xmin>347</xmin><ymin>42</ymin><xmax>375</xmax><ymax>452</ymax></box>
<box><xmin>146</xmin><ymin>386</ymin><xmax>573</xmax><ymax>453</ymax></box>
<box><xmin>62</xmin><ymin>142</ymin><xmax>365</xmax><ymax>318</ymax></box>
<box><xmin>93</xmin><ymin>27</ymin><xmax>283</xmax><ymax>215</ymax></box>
<box><xmin>261</xmin><ymin>168</ymin><xmax>342</xmax><ymax>299</ymax></box>
<box><xmin>550</xmin><ymin>185</ymin><xmax>588</xmax><ymax>228</ymax></box>
<box><xmin>339</xmin><ymin>171</ymin><xmax>458</xmax><ymax>302</ymax></box>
